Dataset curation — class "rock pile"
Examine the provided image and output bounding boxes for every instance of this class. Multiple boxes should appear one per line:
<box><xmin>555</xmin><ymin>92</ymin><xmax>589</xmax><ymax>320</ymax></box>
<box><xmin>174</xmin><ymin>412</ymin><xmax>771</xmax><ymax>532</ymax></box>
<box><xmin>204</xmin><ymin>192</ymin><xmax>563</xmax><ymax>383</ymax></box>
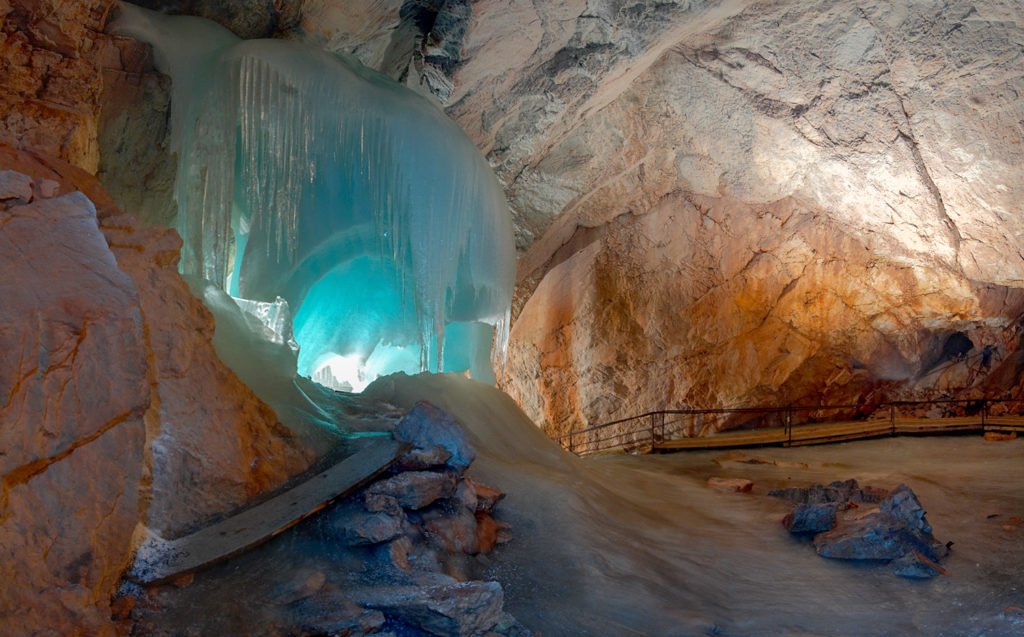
<box><xmin>126</xmin><ymin>401</ymin><xmax>531</xmax><ymax>637</ymax></box>
<box><xmin>771</xmin><ymin>480</ymin><xmax>950</xmax><ymax>579</ymax></box>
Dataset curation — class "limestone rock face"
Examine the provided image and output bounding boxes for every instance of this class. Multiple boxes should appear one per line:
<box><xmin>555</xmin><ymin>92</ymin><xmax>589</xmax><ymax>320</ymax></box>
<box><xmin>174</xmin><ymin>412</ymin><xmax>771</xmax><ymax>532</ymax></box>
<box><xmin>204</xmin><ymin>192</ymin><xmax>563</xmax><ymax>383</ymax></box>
<box><xmin>487</xmin><ymin>1</ymin><xmax>1024</xmax><ymax>434</ymax></box>
<box><xmin>505</xmin><ymin>192</ymin><xmax>1024</xmax><ymax>436</ymax></box>
<box><xmin>261</xmin><ymin>1</ymin><xmax>1024</xmax><ymax>434</ymax></box>
<box><xmin>0</xmin><ymin>0</ymin><xmax>116</xmax><ymax>171</ymax></box>
<box><xmin>0</xmin><ymin>148</ymin><xmax>316</xmax><ymax>634</ymax></box>
<box><xmin>0</xmin><ymin>167</ymin><xmax>147</xmax><ymax>637</ymax></box>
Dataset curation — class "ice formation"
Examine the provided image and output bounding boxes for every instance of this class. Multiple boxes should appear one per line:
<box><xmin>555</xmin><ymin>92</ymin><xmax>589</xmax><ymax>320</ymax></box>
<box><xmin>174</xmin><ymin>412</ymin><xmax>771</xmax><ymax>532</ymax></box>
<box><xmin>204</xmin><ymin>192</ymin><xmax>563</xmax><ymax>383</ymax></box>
<box><xmin>110</xmin><ymin>4</ymin><xmax>515</xmax><ymax>389</ymax></box>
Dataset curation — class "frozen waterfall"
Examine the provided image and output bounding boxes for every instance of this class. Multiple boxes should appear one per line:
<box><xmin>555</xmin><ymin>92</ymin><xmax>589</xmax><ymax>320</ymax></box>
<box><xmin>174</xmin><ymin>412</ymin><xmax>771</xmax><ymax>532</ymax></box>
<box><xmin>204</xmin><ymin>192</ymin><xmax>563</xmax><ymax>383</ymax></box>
<box><xmin>110</xmin><ymin>3</ymin><xmax>515</xmax><ymax>390</ymax></box>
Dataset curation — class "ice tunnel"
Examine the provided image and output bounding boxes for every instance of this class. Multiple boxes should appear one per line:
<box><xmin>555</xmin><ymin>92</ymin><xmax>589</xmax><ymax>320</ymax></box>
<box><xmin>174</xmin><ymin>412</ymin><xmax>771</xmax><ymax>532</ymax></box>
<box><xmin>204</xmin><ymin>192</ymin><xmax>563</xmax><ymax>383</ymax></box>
<box><xmin>110</xmin><ymin>4</ymin><xmax>516</xmax><ymax>390</ymax></box>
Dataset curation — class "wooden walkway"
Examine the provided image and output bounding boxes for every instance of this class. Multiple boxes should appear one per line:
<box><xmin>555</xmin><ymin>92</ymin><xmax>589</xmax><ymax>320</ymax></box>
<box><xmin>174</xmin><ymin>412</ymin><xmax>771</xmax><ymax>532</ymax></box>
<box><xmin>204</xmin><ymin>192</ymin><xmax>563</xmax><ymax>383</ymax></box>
<box><xmin>653</xmin><ymin>416</ymin><xmax>1024</xmax><ymax>452</ymax></box>
<box><xmin>130</xmin><ymin>438</ymin><xmax>405</xmax><ymax>585</ymax></box>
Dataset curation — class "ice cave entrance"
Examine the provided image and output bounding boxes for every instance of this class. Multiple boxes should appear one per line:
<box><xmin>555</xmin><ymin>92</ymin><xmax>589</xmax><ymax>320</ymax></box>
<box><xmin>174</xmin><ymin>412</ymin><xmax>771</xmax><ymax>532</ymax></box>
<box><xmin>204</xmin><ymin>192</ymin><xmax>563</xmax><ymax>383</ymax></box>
<box><xmin>112</xmin><ymin>4</ymin><xmax>515</xmax><ymax>391</ymax></box>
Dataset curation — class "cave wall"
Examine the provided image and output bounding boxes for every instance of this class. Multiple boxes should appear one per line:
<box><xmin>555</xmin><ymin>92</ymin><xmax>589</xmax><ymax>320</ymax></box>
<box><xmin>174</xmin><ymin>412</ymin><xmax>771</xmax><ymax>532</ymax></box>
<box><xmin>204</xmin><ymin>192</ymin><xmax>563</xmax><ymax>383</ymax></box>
<box><xmin>253</xmin><ymin>0</ymin><xmax>1024</xmax><ymax>433</ymax></box>
<box><xmin>7</xmin><ymin>0</ymin><xmax>1023</xmax><ymax>443</ymax></box>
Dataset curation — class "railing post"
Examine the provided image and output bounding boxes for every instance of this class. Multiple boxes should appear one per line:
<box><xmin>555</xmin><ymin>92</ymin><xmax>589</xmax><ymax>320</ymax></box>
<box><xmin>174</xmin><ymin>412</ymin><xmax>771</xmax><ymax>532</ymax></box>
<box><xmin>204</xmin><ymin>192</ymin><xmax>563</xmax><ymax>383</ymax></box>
<box><xmin>785</xmin><ymin>408</ymin><xmax>793</xmax><ymax>445</ymax></box>
<box><xmin>982</xmin><ymin>400</ymin><xmax>988</xmax><ymax>428</ymax></box>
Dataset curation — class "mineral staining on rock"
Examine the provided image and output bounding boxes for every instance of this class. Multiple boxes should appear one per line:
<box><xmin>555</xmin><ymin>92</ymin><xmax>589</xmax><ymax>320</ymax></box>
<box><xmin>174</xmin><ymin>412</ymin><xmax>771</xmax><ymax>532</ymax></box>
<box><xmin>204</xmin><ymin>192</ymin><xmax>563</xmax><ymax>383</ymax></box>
<box><xmin>109</xmin><ymin>4</ymin><xmax>516</xmax><ymax>391</ymax></box>
<box><xmin>0</xmin><ymin>151</ymin><xmax>319</xmax><ymax>635</ymax></box>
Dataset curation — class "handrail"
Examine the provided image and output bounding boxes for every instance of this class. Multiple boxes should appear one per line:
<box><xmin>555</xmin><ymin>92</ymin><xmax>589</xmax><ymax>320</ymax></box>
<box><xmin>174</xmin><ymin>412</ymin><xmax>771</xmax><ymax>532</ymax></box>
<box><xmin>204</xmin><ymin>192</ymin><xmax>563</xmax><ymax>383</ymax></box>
<box><xmin>557</xmin><ymin>397</ymin><xmax>1024</xmax><ymax>455</ymax></box>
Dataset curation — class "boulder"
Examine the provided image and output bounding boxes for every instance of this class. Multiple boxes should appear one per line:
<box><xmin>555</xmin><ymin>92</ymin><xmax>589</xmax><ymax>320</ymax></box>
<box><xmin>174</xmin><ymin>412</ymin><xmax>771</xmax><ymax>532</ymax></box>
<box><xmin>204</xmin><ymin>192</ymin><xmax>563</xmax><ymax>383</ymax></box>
<box><xmin>890</xmin><ymin>552</ymin><xmax>946</xmax><ymax>580</ymax></box>
<box><xmin>355</xmin><ymin>581</ymin><xmax>505</xmax><ymax>637</ymax></box>
<box><xmin>332</xmin><ymin>510</ymin><xmax>406</xmax><ymax>546</ymax></box>
<box><xmin>783</xmin><ymin>503</ymin><xmax>840</xmax><ymax>535</ymax></box>
<box><xmin>395</xmin><ymin>402</ymin><xmax>476</xmax><ymax>472</ymax></box>
<box><xmin>365</xmin><ymin>471</ymin><xmax>458</xmax><ymax>511</ymax></box>
<box><xmin>707</xmin><ymin>477</ymin><xmax>754</xmax><ymax>493</ymax></box>
<box><xmin>814</xmin><ymin>511</ymin><xmax>924</xmax><ymax>561</ymax></box>
<box><xmin>467</xmin><ymin>478</ymin><xmax>506</xmax><ymax>514</ymax></box>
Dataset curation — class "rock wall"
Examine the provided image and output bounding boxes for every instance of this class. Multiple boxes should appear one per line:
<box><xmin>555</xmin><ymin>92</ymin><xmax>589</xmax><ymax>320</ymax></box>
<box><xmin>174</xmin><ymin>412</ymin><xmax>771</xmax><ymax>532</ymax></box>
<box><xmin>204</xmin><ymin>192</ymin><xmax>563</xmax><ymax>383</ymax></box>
<box><xmin>0</xmin><ymin>147</ymin><xmax>318</xmax><ymax>635</ymax></box>
<box><xmin>0</xmin><ymin>0</ymin><xmax>116</xmax><ymax>171</ymax></box>
<box><xmin>243</xmin><ymin>0</ymin><xmax>1024</xmax><ymax>433</ymax></box>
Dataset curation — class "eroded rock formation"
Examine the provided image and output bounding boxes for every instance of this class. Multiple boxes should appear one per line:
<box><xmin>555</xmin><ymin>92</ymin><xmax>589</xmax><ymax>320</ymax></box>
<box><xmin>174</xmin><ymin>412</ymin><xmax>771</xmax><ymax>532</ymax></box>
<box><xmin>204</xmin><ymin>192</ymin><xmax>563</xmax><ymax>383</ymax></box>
<box><xmin>0</xmin><ymin>148</ymin><xmax>318</xmax><ymax>634</ymax></box>
<box><xmin>194</xmin><ymin>0</ymin><xmax>1024</xmax><ymax>436</ymax></box>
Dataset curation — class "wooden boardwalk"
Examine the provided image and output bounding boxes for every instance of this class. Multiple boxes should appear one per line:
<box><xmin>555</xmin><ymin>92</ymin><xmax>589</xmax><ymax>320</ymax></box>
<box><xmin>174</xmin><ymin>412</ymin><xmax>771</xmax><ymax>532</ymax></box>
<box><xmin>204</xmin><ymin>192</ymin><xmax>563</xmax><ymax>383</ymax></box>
<box><xmin>651</xmin><ymin>415</ymin><xmax>1024</xmax><ymax>452</ymax></box>
<box><xmin>130</xmin><ymin>438</ymin><xmax>405</xmax><ymax>585</ymax></box>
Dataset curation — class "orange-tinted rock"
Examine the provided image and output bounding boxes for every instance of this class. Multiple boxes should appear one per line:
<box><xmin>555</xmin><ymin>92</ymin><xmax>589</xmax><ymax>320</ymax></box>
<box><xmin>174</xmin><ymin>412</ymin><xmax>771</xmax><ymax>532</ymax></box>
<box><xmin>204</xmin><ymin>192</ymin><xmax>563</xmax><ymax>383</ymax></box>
<box><xmin>984</xmin><ymin>431</ymin><xmax>1017</xmax><ymax>442</ymax></box>
<box><xmin>504</xmin><ymin>193</ymin><xmax>1024</xmax><ymax>439</ymax></box>
<box><xmin>0</xmin><ymin>0</ymin><xmax>116</xmax><ymax>171</ymax></box>
<box><xmin>0</xmin><ymin>148</ymin><xmax>319</xmax><ymax>633</ymax></box>
<box><xmin>0</xmin><ymin>171</ymin><xmax>147</xmax><ymax>636</ymax></box>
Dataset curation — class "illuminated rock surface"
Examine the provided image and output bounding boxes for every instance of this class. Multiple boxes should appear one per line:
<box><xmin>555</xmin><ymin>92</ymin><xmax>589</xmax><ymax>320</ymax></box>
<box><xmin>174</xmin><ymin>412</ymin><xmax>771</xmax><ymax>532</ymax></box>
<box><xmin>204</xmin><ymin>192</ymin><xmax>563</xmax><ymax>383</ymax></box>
<box><xmin>0</xmin><ymin>149</ymin><xmax>317</xmax><ymax>634</ymax></box>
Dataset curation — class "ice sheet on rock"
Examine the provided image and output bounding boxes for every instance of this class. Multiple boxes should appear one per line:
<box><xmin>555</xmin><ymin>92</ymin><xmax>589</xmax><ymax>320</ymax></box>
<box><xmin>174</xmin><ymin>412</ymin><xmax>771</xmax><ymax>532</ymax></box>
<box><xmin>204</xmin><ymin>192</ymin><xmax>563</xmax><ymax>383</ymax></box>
<box><xmin>109</xmin><ymin>3</ymin><xmax>515</xmax><ymax>389</ymax></box>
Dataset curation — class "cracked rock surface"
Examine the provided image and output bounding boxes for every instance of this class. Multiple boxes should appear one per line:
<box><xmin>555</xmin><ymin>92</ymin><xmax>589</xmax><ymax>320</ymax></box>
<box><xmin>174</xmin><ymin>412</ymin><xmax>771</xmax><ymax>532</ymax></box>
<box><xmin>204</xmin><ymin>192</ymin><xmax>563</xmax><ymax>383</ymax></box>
<box><xmin>0</xmin><ymin>147</ymin><xmax>318</xmax><ymax>635</ymax></box>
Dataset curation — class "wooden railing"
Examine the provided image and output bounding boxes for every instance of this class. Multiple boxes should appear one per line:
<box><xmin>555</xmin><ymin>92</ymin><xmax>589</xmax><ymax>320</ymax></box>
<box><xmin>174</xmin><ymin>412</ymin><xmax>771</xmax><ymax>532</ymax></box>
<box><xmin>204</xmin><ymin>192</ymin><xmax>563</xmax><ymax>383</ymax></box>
<box><xmin>557</xmin><ymin>398</ymin><xmax>1024</xmax><ymax>456</ymax></box>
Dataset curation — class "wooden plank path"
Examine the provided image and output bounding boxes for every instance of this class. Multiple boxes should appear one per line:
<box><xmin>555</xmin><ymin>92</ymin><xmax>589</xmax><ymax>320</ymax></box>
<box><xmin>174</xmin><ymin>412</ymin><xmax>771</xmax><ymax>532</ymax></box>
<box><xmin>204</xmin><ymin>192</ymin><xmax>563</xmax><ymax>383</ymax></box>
<box><xmin>649</xmin><ymin>415</ymin><xmax>1024</xmax><ymax>453</ymax></box>
<box><xmin>130</xmin><ymin>438</ymin><xmax>405</xmax><ymax>585</ymax></box>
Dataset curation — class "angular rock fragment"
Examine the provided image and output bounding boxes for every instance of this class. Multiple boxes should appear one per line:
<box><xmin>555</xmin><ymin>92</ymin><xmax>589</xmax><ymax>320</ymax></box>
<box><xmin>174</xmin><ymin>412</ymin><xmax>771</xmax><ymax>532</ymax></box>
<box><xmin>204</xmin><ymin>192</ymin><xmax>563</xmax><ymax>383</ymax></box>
<box><xmin>0</xmin><ymin>169</ymin><xmax>33</xmax><ymax>202</ymax></box>
<box><xmin>783</xmin><ymin>503</ymin><xmax>840</xmax><ymax>535</ymax></box>
<box><xmin>354</xmin><ymin>581</ymin><xmax>505</xmax><ymax>637</ymax></box>
<box><xmin>365</xmin><ymin>471</ymin><xmax>458</xmax><ymax>511</ymax></box>
<box><xmin>396</xmin><ymin>402</ymin><xmax>476</xmax><ymax>472</ymax></box>
<box><xmin>333</xmin><ymin>510</ymin><xmax>405</xmax><ymax>546</ymax></box>
<box><xmin>707</xmin><ymin>477</ymin><xmax>754</xmax><ymax>493</ymax></box>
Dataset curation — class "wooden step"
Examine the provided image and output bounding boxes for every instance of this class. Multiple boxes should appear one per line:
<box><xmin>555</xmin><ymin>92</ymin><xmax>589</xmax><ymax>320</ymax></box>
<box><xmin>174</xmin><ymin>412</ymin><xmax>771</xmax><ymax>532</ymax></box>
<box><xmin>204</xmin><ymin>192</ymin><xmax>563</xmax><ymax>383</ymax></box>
<box><xmin>129</xmin><ymin>438</ymin><xmax>405</xmax><ymax>585</ymax></box>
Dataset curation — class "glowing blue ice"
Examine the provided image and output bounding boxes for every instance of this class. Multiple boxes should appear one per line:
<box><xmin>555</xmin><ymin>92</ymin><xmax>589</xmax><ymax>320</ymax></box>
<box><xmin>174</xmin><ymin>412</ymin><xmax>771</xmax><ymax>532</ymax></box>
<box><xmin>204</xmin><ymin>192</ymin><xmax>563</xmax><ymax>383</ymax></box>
<box><xmin>111</xmin><ymin>4</ymin><xmax>515</xmax><ymax>389</ymax></box>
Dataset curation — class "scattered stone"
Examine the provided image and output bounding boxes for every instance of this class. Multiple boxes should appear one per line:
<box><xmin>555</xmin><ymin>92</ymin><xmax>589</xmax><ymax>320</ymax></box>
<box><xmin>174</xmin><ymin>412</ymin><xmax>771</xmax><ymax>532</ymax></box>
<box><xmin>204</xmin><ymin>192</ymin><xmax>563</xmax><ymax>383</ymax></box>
<box><xmin>984</xmin><ymin>431</ymin><xmax>1017</xmax><ymax>442</ymax></box>
<box><xmin>475</xmin><ymin>513</ymin><xmax>512</xmax><ymax>554</ymax></box>
<box><xmin>37</xmin><ymin>178</ymin><xmax>61</xmax><ymax>198</ymax></box>
<box><xmin>880</xmin><ymin>484</ymin><xmax>934</xmax><ymax>537</ymax></box>
<box><xmin>332</xmin><ymin>510</ymin><xmax>405</xmax><ymax>546</ymax></box>
<box><xmin>454</xmin><ymin>479</ymin><xmax>480</xmax><ymax>512</ymax></box>
<box><xmin>0</xmin><ymin>169</ymin><xmax>33</xmax><ymax>202</ymax></box>
<box><xmin>365</xmin><ymin>471</ymin><xmax>458</xmax><ymax>511</ymax></box>
<box><xmin>769</xmin><ymin>479</ymin><xmax>886</xmax><ymax>505</ymax></box>
<box><xmin>890</xmin><ymin>552</ymin><xmax>946</xmax><ymax>579</ymax></box>
<box><xmin>355</xmin><ymin>581</ymin><xmax>505</xmax><ymax>637</ymax></box>
<box><xmin>365</xmin><ymin>493</ymin><xmax>403</xmax><ymax>516</ymax></box>
<box><xmin>270</xmin><ymin>568</ymin><xmax>327</xmax><ymax>605</ymax></box>
<box><xmin>485</xmin><ymin>612</ymin><xmax>536</xmax><ymax>636</ymax></box>
<box><xmin>423</xmin><ymin>509</ymin><xmax>480</xmax><ymax>555</ymax></box>
<box><xmin>399</xmin><ymin>444</ymin><xmax>453</xmax><ymax>470</ymax></box>
<box><xmin>783</xmin><ymin>503</ymin><xmax>840</xmax><ymax>535</ymax></box>
<box><xmin>290</xmin><ymin>591</ymin><xmax>387</xmax><ymax>636</ymax></box>
<box><xmin>707</xmin><ymin>477</ymin><xmax>753</xmax><ymax>493</ymax></box>
<box><xmin>467</xmin><ymin>478</ymin><xmax>505</xmax><ymax>514</ymax></box>
<box><xmin>396</xmin><ymin>402</ymin><xmax>476</xmax><ymax>472</ymax></box>
<box><xmin>778</xmin><ymin>481</ymin><xmax>948</xmax><ymax>578</ymax></box>
<box><xmin>377</xmin><ymin>536</ymin><xmax>414</xmax><ymax>573</ymax></box>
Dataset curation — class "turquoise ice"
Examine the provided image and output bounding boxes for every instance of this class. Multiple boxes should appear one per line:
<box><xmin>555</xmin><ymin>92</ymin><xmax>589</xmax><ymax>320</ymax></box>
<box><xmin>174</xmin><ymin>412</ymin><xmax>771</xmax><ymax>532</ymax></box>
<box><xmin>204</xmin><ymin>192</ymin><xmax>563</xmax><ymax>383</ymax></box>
<box><xmin>111</xmin><ymin>4</ymin><xmax>515</xmax><ymax>390</ymax></box>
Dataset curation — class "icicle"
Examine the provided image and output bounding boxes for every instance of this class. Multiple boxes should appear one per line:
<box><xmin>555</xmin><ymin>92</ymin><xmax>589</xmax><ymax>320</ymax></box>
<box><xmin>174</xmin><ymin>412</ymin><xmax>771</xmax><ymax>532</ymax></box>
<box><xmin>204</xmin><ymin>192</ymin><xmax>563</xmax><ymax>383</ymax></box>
<box><xmin>111</xmin><ymin>4</ymin><xmax>516</xmax><ymax>389</ymax></box>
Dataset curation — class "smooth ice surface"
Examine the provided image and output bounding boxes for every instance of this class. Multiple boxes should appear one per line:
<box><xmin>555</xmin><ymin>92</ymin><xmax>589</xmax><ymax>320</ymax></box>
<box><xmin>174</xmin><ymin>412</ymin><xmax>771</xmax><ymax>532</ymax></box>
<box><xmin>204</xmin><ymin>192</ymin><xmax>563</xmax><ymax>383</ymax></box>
<box><xmin>131</xmin><ymin>372</ymin><xmax>1024</xmax><ymax>635</ymax></box>
<box><xmin>109</xmin><ymin>4</ymin><xmax>515</xmax><ymax>387</ymax></box>
<box><xmin>369</xmin><ymin>374</ymin><xmax>1024</xmax><ymax>636</ymax></box>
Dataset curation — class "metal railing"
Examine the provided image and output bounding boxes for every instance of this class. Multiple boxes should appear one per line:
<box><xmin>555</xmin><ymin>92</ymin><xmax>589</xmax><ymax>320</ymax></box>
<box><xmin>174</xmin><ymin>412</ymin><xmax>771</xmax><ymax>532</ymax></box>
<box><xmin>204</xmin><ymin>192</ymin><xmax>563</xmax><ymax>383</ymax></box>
<box><xmin>557</xmin><ymin>398</ymin><xmax>1024</xmax><ymax>456</ymax></box>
